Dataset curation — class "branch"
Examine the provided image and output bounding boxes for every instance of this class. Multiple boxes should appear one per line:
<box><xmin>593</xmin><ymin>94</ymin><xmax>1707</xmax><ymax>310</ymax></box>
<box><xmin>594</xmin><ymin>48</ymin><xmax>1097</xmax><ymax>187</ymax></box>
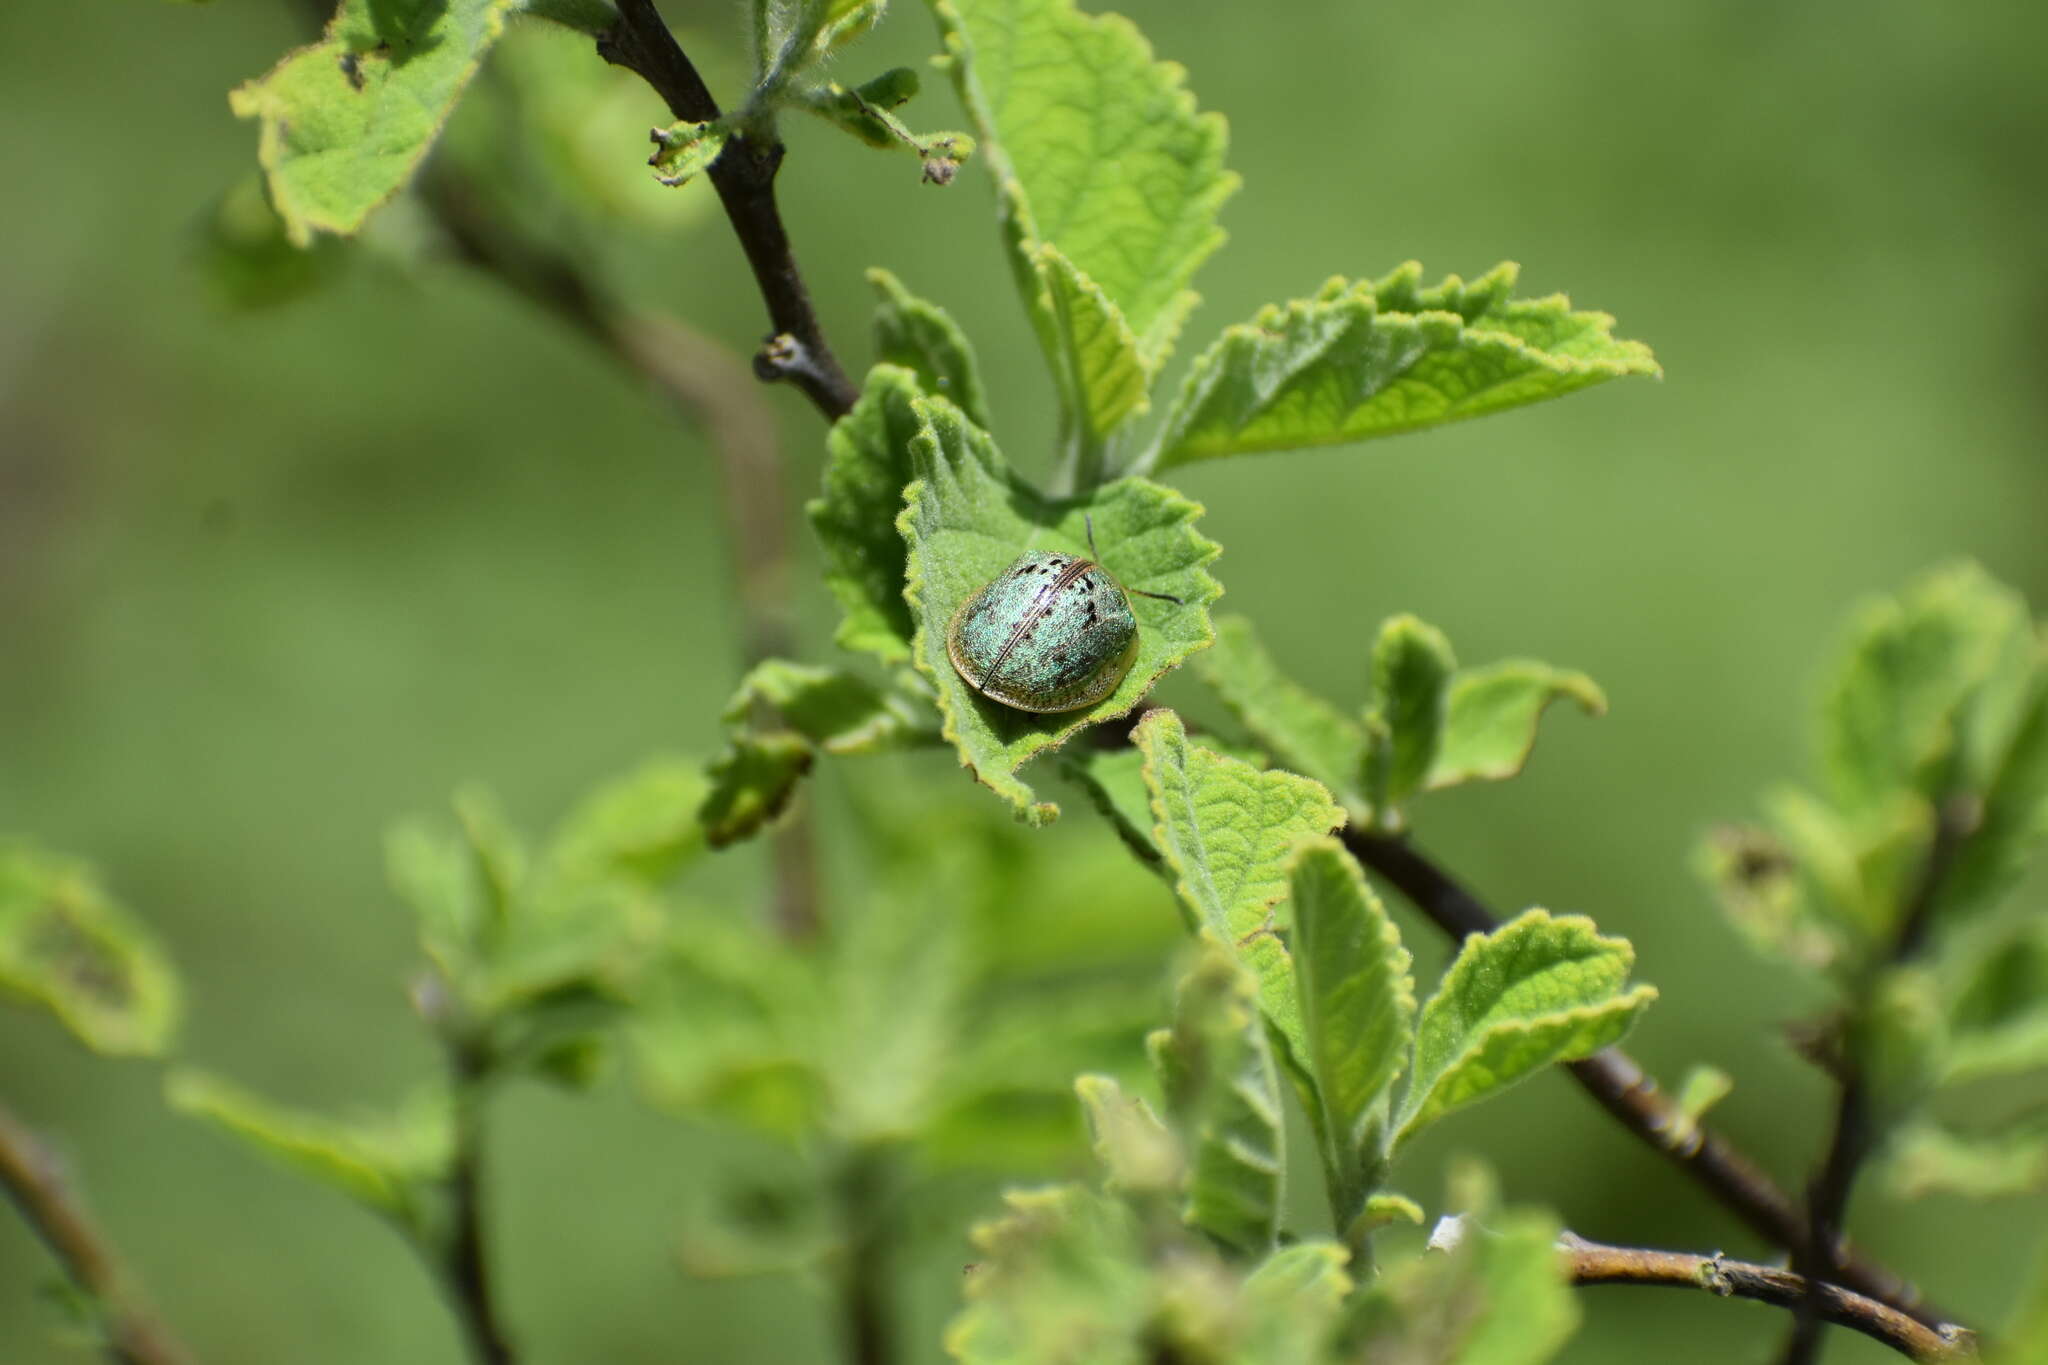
<box><xmin>440</xmin><ymin>1046</ymin><xmax>517</xmax><ymax>1365</ymax></box>
<box><xmin>417</xmin><ymin>170</ymin><xmax>821</xmax><ymax>941</ymax></box>
<box><xmin>1780</xmin><ymin>795</ymin><xmax>1978</xmax><ymax>1364</ymax></box>
<box><xmin>1559</xmin><ymin>1232</ymin><xmax>1976</xmax><ymax>1363</ymax></box>
<box><xmin>599</xmin><ymin>0</ymin><xmax>859</xmax><ymax>422</ymax></box>
<box><xmin>1344</xmin><ymin>828</ymin><xmax>1952</xmax><ymax>1329</ymax></box>
<box><xmin>0</xmin><ymin>1105</ymin><xmax>192</xmax><ymax>1365</ymax></box>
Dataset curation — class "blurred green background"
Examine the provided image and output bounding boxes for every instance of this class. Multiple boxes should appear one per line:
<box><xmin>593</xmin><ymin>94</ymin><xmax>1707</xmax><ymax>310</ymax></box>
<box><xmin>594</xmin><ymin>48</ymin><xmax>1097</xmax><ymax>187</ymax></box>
<box><xmin>4</xmin><ymin>0</ymin><xmax>2046</xmax><ymax>1360</ymax></box>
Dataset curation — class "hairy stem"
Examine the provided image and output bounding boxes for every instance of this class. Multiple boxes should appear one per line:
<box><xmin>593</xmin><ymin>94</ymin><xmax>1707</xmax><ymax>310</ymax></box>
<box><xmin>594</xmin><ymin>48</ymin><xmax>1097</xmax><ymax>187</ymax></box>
<box><xmin>1344</xmin><ymin>828</ymin><xmax>1954</xmax><ymax>1330</ymax></box>
<box><xmin>1779</xmin><ymin>795</ymin><xmax>1977</xmax><ymax>1365</ymax></box>
<box><xmin>600</xmin><ymin>0</ymin><xmax>859</xmax><ymax>422</ymax></box>
<box><xmin>1559</xmin><ymin>1232</ymin><xmax>1976</xmax><ymax>1363</ymax></box>
<box><xmin>0</xmin><ymin>1105</ymin><xmax>192</xmax><ymax>1365</ymax></box>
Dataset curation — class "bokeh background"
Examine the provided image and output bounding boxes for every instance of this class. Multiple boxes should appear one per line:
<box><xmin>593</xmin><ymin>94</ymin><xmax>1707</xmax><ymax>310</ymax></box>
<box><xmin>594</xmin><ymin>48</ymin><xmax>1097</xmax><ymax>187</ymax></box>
<box><xmin>5</xmin><ymin>0</ymin><xmax>2047</xmax><ymax>1360</ymax></box>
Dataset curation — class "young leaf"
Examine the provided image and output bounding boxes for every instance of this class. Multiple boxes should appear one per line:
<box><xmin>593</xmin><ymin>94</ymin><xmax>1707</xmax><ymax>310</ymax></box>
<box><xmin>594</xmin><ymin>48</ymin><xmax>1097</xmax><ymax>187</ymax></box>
<box><xmin>900</xmin><ymin>398</ymin><xmax>1220</xmax><ymax>823</ymax></box>
<box><xmin>1946</xmin><ymin>920</ymin><xmax>2048</xmax><ymax>1083</ymax></box>
<box><xmin>0</xmin><ymin>844</ymin><xmax>181</xmax><ymax>1057</ymax></box>
<box><xmin>647</xmin><ymin>120</ymin><xmax>729</xmax><ymax>187</ymax></box>
<box><xmin>547</xmin><ymin>757</ymin><xmax>712</xmax><ymax>888</ymax></box>
<box><xmin>1394</xmin><ymin>910</ymin><xmax>1655</xmax><ymax>1147</ymax></box>
<box><xmin>1946</xmin><ymin>663</ymin><xmax>2048</xmax><ymax>921</ymax></box>
<box><xmin>945</xmin><ymin>1186</ymin><xmax>1152</xmax><ymax>1364</ymax></box>
<box><xmin>1038</xmin><ymin>244</ymin><xmax>1150</xmax><ymax>442</ymax></box>
<box><xmin>1669</xmin><ymin>1064</ymin><xmax>1734</xmax><ymax>1147</ymax></box>
<box><xmin>1194</xmin><ymin>616</ymin><xmax>1367</xmax><ymax>812</ymax></box>
<box><xmin>1237</xmin><ymin>1240</ymin><xmax>1354</xmax><ymax>1361</ymax></box>
<box><xmin>1287</xmin><ymin>840</ymin><xmax>1415</xmax><ymax>1230</ymax></box>
<box><xmin>1135</xmin><ymin>709</ymin><xmax>1346</xmax><ymax>1061</ymax></box>
<box><xmin>1820</xmin><ymin>561</ymin><xmax>2032</xmax><ymax>824</ymax></box>
<box><xmin>933</xmin><ymin>0</ymin><xmax>1235</xmax><ymax>371</ymax></box>
<box><xmin>700</xmin><ymin>733</ymin><xmax>815</xmax><ymax>847</ymax></box>
<box><xmin>231</xmin><ymin>0</ymin><xmax>521</xmax><ymax>244</ymax></box>
<box><xmin>869</xmin><ymin>268</ymin><xmax>990</xmax><ymax>426</ymax></box>
<box><xmin>1147</xmin><ymin>951</ymin><xmax>1285</xmax><ymax>1255</ymax></box>
<box><xmin>1879</xmin><ymin>1120</ymin><xmax>2048</xmax><ymax>1200</ymax></box>
<box><xmin>1345</xmin><ymin>1202</ymin><xmax>1578</xmax><ymax>1365</ymax></box>
<box><xmin>1148</xmin><ymin>263</ymin><xmax>1659</xmax><ymax>471</ymax></box>
<box><xmin>808</xmin><ymin>365</ymin><xmax>929</xmax><ymax>662</ymax></box>
<box><xmin>165</xmin><ymin>1070</ymin><xmax>452</xmax><ymax>1232</ymax></box>
<box><xmin>722</xmin><ymin>659</ymin><xmax>937</xmax><ymax>755</ymax></box>
<box><xmin>1426</xmin><ymin>661</ymin><xmax>1607</xmax><ymax>790</ymax></box>
<box><xmin>1076</xmin><ymin>1075</ymin><xmax>1182</xmax><ymax>1196</ymax></box>
<box><xmin>1363</xmin><ymin>615</ymin><xmax>1455</xmax><ymax>813</ymax></box>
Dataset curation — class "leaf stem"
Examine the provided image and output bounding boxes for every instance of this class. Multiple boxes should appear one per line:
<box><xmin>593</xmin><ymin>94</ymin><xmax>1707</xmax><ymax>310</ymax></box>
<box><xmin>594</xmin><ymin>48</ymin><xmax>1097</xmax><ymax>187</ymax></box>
<box><xmin>440</xmin><ymin>1045</ymin><xmax>517</xmax><ymax>1365</ymax></box>
<box><xmin>1343</xmin><ymin>827</ymin><xmax>1954</xmax><ymax>1330</ymax></box>
<box><xmin>600</xmin><ymin>0</ymin><xmax>859</xmax><ymax>422</ymax></box>
<box><xmin>1778</xmin><ymin>794</ymin><xmax>1977</xmax><ymax>1365</ymax></box>
<box><xmin>833</xmin><ymin>1146</ymin><xmax>899</xmax><ymax>1365</ymax></box>
<box><xmin>1559</xmin><ymin>1231</ymin><xmax>1975</xmax><ymax>1363</ymax></box>
<box><xmin>0</xmin><ymin>1104</ymin><xmax>192</xmax><ymax>1365</ymax></box>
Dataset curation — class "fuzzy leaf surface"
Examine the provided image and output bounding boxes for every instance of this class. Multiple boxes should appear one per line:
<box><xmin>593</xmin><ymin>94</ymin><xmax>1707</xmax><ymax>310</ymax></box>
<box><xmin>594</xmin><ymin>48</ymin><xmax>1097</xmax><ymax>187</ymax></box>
<box><xmin>1195</xmin><ymin>615</ymin><xmax>1367</xmax><ymax>812</ymax></box>
<box><xmin>723</xmin><ymin>659</ymin><xmax>937</xmax><ymax>754</ymax></box>
<box><xmin>1345</xmin><ymin>1204</ymin><xmax>1578</xmax><ymax>1365</ymax></box>
<box><xmin>933</xmin><ymin>0</ymin><xmax>1234</xmax><ymax>367</ymax></box>
<box><xmin>1039</xmin><ymin>244</ymin><xmax>1151</xmax><ymax>441</ymax></box>
<box><xmin>1147</xmin><ymin>951</ymin><xmax>1284</xmax><ymax>1254</ymax></box>
<box><xmin>1151</xmin><ymin>262</ymin><xmax>1659</xmax><ymax>469</ymax></box>
<box><xmin>945</xmin><ymin>1186</ymin><xmax>1151</xmax><ymax>1364</ymax></box>
<box><xmin>548</xmin><ymin>757</ymin><xmax>711</xmax><ymax>888</ymax></box>
<box><xmin>1427</xmin><ymin>661</ymin><xmax>1607</xmax><ymax>789</ymax></box>
<box><xmin>901</xmin><ymin>399</ymin><xmax>1219</xmax><ymax>823</ymax></box>
<box><xmin>1365</xmin><ymin>615</ymin><xmax>1455</xmax><ymax>810</ymax></box>
<box><xmin>1288</xmin><ymin>839</ymin><xmax>1414</xmax><ymax>1224</ymax></box>
<box><xmin>1395</xmin><ymin>911</ymin><xmax>1655</xmax><ymax>1146</ymax></box>
<box><xmin>809</xmin><ymin>365</ymin><xmax>929</xmax><ymax>662</ymax></box>
<box><xmin>1135</xmin><ymin>709</ymin><xmax>1345</xmax><ymax>1061</ymax></box>
<box><xmin>870</xmin><ymin>268</ymin><xmax>990</xmax><ymax>426</ymax></box>
<box><xmin>230</xmin><ymin>0</ymin><xmax>519</xmax><ymax>244</ymax></box>
<box><xmin>0</xmin><ymin>845</ymin><xmax>180</xmax><ymax>1057</ymax></box>
<box><xmin>700</xmin><ymin>733</ymin><xmax>814</xmax><ymax>847</ymax></box>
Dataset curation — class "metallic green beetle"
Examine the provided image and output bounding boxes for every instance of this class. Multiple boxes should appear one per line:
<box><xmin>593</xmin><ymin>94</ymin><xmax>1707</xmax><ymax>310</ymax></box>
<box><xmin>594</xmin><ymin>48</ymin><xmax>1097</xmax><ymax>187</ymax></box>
<box><xmin>946</xmin><ymin>519</ymin><xmax>1182</xmax><ymax>714</ymax></box>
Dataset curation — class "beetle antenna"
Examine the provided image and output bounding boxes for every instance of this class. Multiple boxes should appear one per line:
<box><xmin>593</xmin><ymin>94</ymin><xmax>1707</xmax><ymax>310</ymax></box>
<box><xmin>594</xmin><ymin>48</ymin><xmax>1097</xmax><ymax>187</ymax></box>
<box><xmin>1084</xmin><ymin>513</ymin><xmax>1102</xmax><ymax>563</ymax></box>
<box><xmin>1130</xmin><ymin>588</ymin><xmax>1184</xmax><ymax>605</ymax></box>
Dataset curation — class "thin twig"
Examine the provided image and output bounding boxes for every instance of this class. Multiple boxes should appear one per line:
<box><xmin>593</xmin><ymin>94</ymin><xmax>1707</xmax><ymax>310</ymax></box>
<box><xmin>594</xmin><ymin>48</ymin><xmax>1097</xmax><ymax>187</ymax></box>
<box><xmin>599</xmin><ymin>0</ymin><xmax>859</xmax><ymax>421</ymax></box>
<box><xmin>1343</xmin><ymin>827</ymin><xmax>1952</xmax><ymax>1329</ymax></box>
<box><xmin>1559</xmin><ymin>1232</ymin><xmax>1976</xmax><ymax>1363</ymax></box>
<box><xmin>0</xmin><ymin>1105</ymin><xmax>192</xmax><ymax>1365</ymax></box>
<box><xmin>1780</xmin><ymin>796</ymin><xmax>1978</xmax><ymax>1365</ymax></box>
<box><xmin>440</xmin><ymin>1045</ymin><xmax>517</xmax><ymax>1365</ymax></box>
<box><xmin>834</xmin><ymin>1148</ymin><xmax>897</xmax><ymax>1365</ymax></box>
<box><xmin>417</xmin><ymin>171</ymin><xmax>822</xmax><ymax>941</ymax></box>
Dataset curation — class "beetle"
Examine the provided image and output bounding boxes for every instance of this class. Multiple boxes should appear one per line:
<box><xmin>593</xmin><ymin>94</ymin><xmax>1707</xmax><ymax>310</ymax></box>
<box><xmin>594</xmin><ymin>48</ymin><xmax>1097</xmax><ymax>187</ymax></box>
<box><xmin>946</xmin><ymin>516</ymin><xmax>1183</xmax><ymax>714</ymax></box>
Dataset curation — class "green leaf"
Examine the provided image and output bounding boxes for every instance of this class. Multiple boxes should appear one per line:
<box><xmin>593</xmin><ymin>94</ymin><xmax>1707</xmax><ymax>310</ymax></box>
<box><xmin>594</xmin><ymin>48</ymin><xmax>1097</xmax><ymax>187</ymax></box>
<box><xmin>1194</xmin><ymin>615</ymin><xmax>1367</xmax><ymax>814</ymax></box>
<box><xmin>722</xmin><ymin>659</ymin><xmax>937</xmax><ymax>754</ymax></box>
<box><xmin>1947</xmin><ymin>662</ymin><xmax>2048</xmax><ymax>920</ymax></box>
<box><xmin>1038</xmin><ymin>244</ymin><xmax>1150</xmax><ymax>442</ymax></box>
<box><xmin>1879</xmin><ymin>1120</ymin><xmax>2048</xmax><ymax>1200</ymax></box>
<box><xmin>1149</xmin><ymin>262</ymin><xmax>1659</xmax><ymax>470</ymax></box>
<box><xmin>700</xmin><ymin>732</ymin><xmax>815</xmax><ymax>848</ymax></box>
<box><xmin>198</xmin><ymin>174</ymin><xmax>350</xmax><ymax>310</ymax></box>
<box><xmin>1345</xmin><ymin>1203</ymin><xmax>1578</xmax><ymax>1365</ymax></box>
<box><xmin>800</xmin><ymin>76</ymin><xmax>974</xmax><ymax>184</ymax></box>
<box><xmin>933</xmin><ymin>0</ymin><xmax>1235</xmax><ymax>368</ymax></box>
<box><xmin>900</xmin><ymin>398</ymin><xmax>1220</xmax><ymax>824</ymax></box>
<box><xmin>648</xmin><ymin>120</ymin><xmax>729</xmax><ymax>187</ymax></box>
<box><xmin>1061</xmin><ymin>746</ymin><xmax>1165</xmax><ymax>869</ymax></box>
<box><xmin>1947</xmin><ymin>921</ymin><xmax>2048</xmax><ymax>1083</ymax></box>
<box><xmin>1135</xmin><ymin>709</ymin><xmax>1346</xmax><ymax>1061</ymax></box>
<box><xmin>1076</xmin><ymin>1074</ymin><xmax>1182</xmax><ymax>1196</ymax></box>
<box><xmin>548</xmin><ymin>757</ymin><xmax>711</xmax><ymax>888</ymax></box>
<box><xmin>1426</xmin><ymin>661</ymin><xmax>1607</xmax><ymax>790</ymax></box>
<box><xmin>1695</xmin><ymin>823</ymin><xmax>1839</xmax><ymax>974</ymax></box>
<box><xmin>945</xmin><ymin>1185</ymin><xmax>1152</xmax><ymax>1364</ymax></box>
<box><xmin>809</xmin><ymin>365</ymin><xmax>929</xmax><ymax>663</ymax></box>
<box><xmin>1669</xmin><ymin>1065</ymin><xmax>1734</xmax><ymax>1147</ymax></box>
<box><xmin>1820</xmin><ymin>561</ymin><xmax>2032</xmax><ymax>824</ymax></box>
<box><xmin>1363</xmin><ymin>615</ymin><xmax>1455</xmax><ymax>813</ymax></box>
<box><xmin>165</xmin><ymin>1070</ymin><xmax>452</xmax><ymax>1232</ymax></box>
<box><xmin>1147</xmin><ymin>951</ymin><xmax>1284</xmax><ymax>1255</ymax></box>
<box><xmin>0</xmin><ymin>844</ymin><xmax>180</xmax><ymax>1057</ymax></box>
<box><xmin>230</xmin><ymin>0</ymin><xmax>521</xmax><ymax>244</ymax></box>
<box><xmin>869</xmin><ymin>268</ymin><xmax>990</xmax><ymax>427</ymax></box>
<box><xmin>1395</xmin><ymin>910</ymin><xmax>1655</xmax><ymax>1147</ymax></box>
<box><xmin>1237</xmin><ymin>1240</ymin><xmax>1354</xmax><ymax>1361</ymax></box>
<box><xmin>1287</xmin><ymin>839</ymin><xmax>1415</xmax><ymax>1231</ymax></box>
